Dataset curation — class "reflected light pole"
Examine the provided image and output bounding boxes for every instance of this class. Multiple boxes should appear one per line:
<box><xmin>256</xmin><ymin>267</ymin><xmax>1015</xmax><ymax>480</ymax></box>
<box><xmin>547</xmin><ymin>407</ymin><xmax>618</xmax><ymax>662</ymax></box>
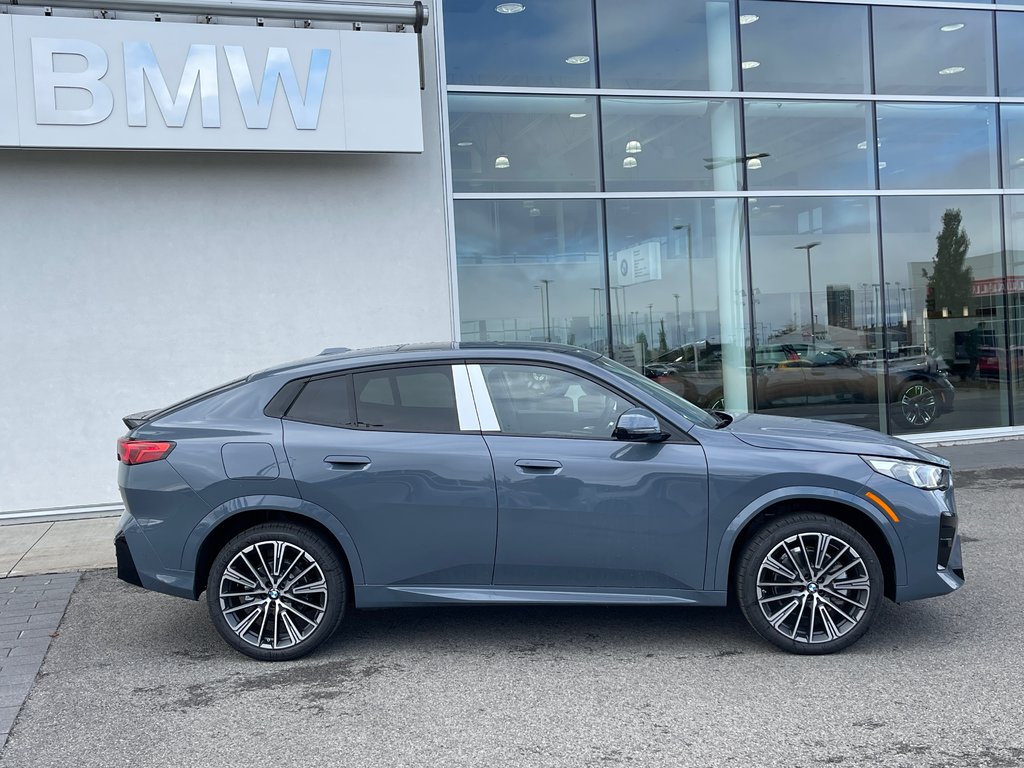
<box><xmin>795</xmin><ymin>242</ymin><xmax>821</xmax><ymax>349</ymax></box>
<box><xmin>540</xmin><ymin>279</ymin><xmax>552</xmax><ymax>342</ymax></box>
<box><xmin>673</xmin><ymin>293</ymin><xmax>682</xmax><ymax>348</ymax></box>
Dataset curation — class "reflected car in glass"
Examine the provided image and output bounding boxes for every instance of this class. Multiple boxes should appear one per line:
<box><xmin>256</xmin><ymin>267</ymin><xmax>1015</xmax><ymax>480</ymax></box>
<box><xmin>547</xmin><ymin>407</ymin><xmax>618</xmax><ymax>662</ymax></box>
<box><xmin>652</xmin><ymin>343</ymin><xmax>955</xmax><ymax>430</ymax></box>
<box><xmin>115</xmin><ymin>343</ymin><xmax>963</xmax><ymax>661</ymax></box>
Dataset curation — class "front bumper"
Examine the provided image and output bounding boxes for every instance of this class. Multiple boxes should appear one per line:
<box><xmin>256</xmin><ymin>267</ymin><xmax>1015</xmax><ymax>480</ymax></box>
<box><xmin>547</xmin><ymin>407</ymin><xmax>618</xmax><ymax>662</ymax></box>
<box><xmin>880</xmin><ymin>480</ymin><xmax>965</xmax><ymax>603</ymax></box>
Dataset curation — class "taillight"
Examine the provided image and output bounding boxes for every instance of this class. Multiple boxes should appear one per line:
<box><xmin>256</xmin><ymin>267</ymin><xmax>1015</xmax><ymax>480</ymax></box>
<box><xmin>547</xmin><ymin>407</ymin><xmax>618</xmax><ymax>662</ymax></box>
<box><xmin>117</xmin><ymin>437</ymin><xmax>175</xmax><ymax>465</ymax></box>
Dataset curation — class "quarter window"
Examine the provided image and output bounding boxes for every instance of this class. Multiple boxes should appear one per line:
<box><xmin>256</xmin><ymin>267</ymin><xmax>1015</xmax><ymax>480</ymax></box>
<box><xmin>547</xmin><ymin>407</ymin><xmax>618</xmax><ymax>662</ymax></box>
<box><xmin>285</xmin><ymin>375</ymin><xmax>353</xmax><ymax>428</ymax></box>
<box><xmin>353</xmin><ymin>366</ymin><xmax>460</xmax><ymax>433</ymax></box>
<box><xmin>481</xmin><ymin>364</ymin><xmax>631</xmax><ymax>438</ymax></box>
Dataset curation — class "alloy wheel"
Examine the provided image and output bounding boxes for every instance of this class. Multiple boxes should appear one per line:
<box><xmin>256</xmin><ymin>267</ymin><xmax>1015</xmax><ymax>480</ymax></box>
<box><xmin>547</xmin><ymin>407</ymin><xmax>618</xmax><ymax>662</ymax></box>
<box><xmin>900</xmin><ymin>383</ymin><xmax>937</xmax><ymax>427</ymax></box>
<box><xmin>756</xmin><ymin>532</ymin><xmax>871</xmax><ymax>644</ymax></box>
<box><xmin>218</xmin><ymin>540</ymin><xmax>329</xmax><ymax>650</ymax></box>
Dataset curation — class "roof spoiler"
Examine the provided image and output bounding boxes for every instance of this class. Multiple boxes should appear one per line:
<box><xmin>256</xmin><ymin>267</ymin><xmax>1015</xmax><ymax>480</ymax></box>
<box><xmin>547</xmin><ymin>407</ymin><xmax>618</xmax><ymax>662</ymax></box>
<box><xmin>123</xmin><ymin>409</ymin><xmax>161</xmax><ymax>430</ymax></box>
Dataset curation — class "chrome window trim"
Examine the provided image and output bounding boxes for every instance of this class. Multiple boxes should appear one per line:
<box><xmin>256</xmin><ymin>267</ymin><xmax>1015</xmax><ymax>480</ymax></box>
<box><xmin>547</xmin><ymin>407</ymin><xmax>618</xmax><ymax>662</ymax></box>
<box><xmin>465</xmin><ymin>364</ymin><xmax>501</xmax><ymax>432</ymax></box>
<box><xmin>452</xmin><ymin>364</ymin><xmax>480</xmax><ymax>432</ymax></box>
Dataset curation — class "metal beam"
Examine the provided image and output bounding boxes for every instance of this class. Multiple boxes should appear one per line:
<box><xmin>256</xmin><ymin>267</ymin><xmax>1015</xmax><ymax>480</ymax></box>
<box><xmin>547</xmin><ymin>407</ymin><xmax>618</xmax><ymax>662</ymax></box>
<box><xmin>7</xmin><ymin>0</ymin><xmax>428</xmax><ymax>26</ymax></box>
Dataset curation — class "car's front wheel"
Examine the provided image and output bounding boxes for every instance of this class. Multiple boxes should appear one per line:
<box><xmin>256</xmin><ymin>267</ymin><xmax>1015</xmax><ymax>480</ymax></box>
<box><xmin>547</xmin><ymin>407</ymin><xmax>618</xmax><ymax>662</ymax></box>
<box><xmin>207</xmin><ymin>523</ymin><xmax>348</xmax><ymax>661</ymax></box>
<box><xmin>735</xmin><ymin>513</ymin><xmax>884</xmax><ymax>654</ymax></box>
<box><xmin>896</xmin><ymin>380</ymin><xmax>939</xmax><ymax>429</ymax></box>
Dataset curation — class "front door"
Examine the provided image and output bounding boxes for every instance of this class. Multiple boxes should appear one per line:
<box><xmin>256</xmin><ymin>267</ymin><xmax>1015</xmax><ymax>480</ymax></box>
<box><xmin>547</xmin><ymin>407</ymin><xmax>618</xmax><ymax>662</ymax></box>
<box><xmin>471</xmin><ymin>362</ymin><xmax>709</xmax><ymax>591</ymax></box>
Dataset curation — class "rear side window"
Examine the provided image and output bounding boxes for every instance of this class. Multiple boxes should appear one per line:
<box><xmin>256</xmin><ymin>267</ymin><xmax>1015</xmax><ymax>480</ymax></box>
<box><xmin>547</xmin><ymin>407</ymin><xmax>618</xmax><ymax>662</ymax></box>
<box><xmin>353</xmin><ymin>366</ymin><xmax>459</xmax><ymax>432</ymax></box>
<box><xmin>285</xmin><ymin>376</ymin><xmax>353</xmax><ymax>428</ymax></box>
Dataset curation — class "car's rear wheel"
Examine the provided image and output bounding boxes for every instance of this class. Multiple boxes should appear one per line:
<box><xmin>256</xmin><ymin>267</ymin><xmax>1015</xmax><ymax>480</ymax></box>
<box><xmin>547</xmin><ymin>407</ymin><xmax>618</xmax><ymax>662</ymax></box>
<box><xmin>207</xmin><ymin>523</ymin><xmax>347</xmax><ymax>661</ymax></box>
<box><xmin>896</xmin><ymin>381</ymin><xmax>939</xmax><ymax>429</ymax></box>
<box><xmin>735</xmin><ymin>513</ymin><xmax>884</xmax><ymax>654</ymax></box>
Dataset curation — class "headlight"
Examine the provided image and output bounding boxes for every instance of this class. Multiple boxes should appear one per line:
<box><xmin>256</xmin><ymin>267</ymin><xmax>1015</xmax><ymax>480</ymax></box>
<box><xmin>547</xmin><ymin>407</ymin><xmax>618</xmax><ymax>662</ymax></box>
<box><xmin>863</xmin><ymin>457</ymin><xmax>951</xmax><ymax>490</ymax></box>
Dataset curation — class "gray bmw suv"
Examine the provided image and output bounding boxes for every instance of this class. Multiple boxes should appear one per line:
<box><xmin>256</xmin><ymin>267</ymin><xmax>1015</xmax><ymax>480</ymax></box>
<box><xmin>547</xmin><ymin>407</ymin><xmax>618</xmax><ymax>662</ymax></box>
<box><xmin>115</xmin><ymin>343</ymin><xmax>964</xmax><ymax>661</ymax></box>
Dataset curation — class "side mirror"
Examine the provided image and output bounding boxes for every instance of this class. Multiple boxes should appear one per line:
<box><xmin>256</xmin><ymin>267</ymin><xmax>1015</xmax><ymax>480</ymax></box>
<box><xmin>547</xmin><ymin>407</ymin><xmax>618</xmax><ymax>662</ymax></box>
<box><xmin>613</xmin><ymin>408</ymin><xmax>669</xmax><ymax>442</ymax></box>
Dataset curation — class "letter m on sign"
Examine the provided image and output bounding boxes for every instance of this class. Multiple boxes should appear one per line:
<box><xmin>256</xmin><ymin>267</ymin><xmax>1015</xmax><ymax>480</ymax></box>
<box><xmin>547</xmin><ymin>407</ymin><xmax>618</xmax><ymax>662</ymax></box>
<box><xmin>124</xmin><ymin>42</ymin><xmax>220</xmax><ymax>128</ymax></box>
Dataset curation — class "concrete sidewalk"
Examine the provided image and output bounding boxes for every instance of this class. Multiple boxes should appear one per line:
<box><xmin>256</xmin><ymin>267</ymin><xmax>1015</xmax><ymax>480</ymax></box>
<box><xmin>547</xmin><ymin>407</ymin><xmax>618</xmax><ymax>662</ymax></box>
<box><xmin>0</xmin><ymin>518</ymin><xmax>118</xmax><ymax>579</ymax></box>
<box><xmin>0</xmin><ymin>437</ymin><xmax>1021</xmax><ymax>580</ymax></box>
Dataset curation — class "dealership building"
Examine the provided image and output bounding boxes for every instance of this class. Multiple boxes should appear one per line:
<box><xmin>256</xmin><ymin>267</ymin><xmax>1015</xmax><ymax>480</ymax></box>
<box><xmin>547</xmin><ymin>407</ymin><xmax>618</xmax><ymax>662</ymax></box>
<box><xmin>2</xmin><ymin>0</ymin><xmax>1023</xmax><ymax>521</ymax></box>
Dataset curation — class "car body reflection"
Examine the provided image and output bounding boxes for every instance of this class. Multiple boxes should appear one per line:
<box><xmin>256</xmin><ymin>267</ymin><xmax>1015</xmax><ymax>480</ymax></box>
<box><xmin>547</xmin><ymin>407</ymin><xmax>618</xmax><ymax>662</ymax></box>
<box><xmin>648</xmin><ymin>342</ymin><xmax>956</xmax><ymax>430</ymax></box>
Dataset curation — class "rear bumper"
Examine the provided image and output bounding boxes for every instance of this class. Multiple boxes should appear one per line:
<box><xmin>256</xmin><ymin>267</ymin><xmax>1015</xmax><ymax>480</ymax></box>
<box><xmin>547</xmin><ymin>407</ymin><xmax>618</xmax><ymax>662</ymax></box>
<box><xmin>114</xmin><ymin>512</ymin><xmax>198</xmax><ymax>600</ymax></box>
<box><xmin>114</xmin><ymin>532</ymin><xmax>144</xmax><ymax>588</ymax></box>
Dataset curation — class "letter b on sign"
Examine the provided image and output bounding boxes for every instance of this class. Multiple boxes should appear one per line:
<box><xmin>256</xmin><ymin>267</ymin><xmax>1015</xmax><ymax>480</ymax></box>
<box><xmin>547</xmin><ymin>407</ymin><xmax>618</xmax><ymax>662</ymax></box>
<box><xmin>31</xmin><ymin>37</ymin><xmax>114</xmax><ymax>125</ymax></box>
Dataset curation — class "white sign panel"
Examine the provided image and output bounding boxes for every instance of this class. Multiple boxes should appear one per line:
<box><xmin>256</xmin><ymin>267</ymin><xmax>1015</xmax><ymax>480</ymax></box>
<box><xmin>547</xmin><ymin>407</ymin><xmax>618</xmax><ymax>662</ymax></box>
<box><xmin>616</xmin><ymin>241</ymin><xmax>663</xmax><ymax>286</ymax></box>
<box><xmin>0</xmin><ymin>15</ymin><xmax>423</xmax><ymax>152</ymax></box>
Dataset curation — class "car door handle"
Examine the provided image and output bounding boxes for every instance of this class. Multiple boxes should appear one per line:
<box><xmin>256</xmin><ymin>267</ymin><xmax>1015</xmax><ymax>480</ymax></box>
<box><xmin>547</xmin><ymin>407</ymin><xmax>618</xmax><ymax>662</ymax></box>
<box><xmin>515</xmin><ymin>459</ymin><xmax>562</xmax><ymax>474</ymax></box>
<box><xmin>324</xmin><ymin>455</ymin><xmax>371</xmax><ymax>470</ymax></box>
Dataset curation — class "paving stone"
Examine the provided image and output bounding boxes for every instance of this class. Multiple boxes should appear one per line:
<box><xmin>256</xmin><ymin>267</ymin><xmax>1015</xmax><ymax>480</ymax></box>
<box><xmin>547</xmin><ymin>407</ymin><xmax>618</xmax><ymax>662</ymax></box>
<box><xmin>13</xmin><ymin>629</ymin><xmax>59</xmax><ymax>641</ymax></box>
<box><xmin>0</xmin><ymin>682</ymin><xmax>32</xmax><ymax>699</ymax></box>
<box><xmin>0</xmin><ymin>661</ymin><xmax>43</xmax><ymax>677</ymax></box>
<box><xmin>0</xmin><ymin>705</ymin><xmax>19</xmax><ymax>731</ymax></box>
<box><xmin>0</xmin><ymin>691</ymin><xmax>31</xmax><ymax>708</ymax></box>
<box><xmin>0</xmin><ymin>573</ymin><xmax>77</xmax><ymax>749</ymax></box>
<box><xmin>31</xmin><ymin>600</ymin><xmax>73</xmax><ymax>613</ymax></box>
<box><xmin>7</xmin><ymin>644</ymin><xmax>49</xmax><ymax>658</ymax></box>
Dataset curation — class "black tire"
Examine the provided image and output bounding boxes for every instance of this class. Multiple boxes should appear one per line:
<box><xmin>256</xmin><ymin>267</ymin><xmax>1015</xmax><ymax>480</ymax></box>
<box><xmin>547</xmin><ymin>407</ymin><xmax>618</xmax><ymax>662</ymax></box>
<box><xmin>206</xmin><ymin>523</ymin><xmax>348</xmax><ymax>661</ymax></box>
<box><xmin>704</xmin><ymin>390</ymin><xmax>726</xmax><ymax>411</ymax></box>
<box><xmin>894</xmin><ymin>380</ymin><xmax>939</xmax><ymax>430</ymax></box>
<box><xmin>735</xmin><ymin>513</ymin><xmax>884</xmax><ymax>655</ymax></box>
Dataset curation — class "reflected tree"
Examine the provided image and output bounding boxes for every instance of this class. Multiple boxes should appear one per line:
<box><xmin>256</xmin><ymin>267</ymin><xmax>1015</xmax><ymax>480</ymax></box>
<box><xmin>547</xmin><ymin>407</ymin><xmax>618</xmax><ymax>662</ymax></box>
<box><xmin>924</xmin><ymin>208</ymin><xmax>973</xmax><ymax>317</ymax></box>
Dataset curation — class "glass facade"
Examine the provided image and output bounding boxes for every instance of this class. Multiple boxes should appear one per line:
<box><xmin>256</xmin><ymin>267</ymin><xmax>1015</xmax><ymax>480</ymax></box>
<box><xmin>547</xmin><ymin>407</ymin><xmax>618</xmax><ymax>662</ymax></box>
<box><xmin>443</xmin><ymin>0</ymin><xmax>1024</xmax><ymax>435</ymax></box>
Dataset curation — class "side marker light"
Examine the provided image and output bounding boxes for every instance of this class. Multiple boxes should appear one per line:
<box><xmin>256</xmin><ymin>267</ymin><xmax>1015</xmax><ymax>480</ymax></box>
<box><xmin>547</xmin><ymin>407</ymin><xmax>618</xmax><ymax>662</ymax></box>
<box><xmin>866</xmin><ymin>491</ymin><xmax>900</xmax><ymax>523</ymax></box>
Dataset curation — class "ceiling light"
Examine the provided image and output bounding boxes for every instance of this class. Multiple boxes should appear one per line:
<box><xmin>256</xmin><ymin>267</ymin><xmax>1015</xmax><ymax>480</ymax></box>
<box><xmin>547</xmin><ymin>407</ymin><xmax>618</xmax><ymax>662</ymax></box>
<box><xmin>569</xmin><ymin>112</ymin><xmax>587</xmax><ymax>119</ymax></box>
<box><xmin>746</xmin><ymin>157</ymin><xmax>762</xmax><ymax>170</ymax></box>
<box><xmin>456</xmin><ymin>141</ymin><xmax>473</xmax><ymax>147</ymax></box>
<box><xmin>565</xmin><ymin>55</ymin><xmax>591</xmax><ymax>65</ymax></box>
<box><xmin>857</xmin><ymin>140</ymin><xmax>867</xmax><ymax>150</ymax></box>
<box><xmin>739</xmin><ymin>14</ymin><xmax>759</xmax><ymax>25</ymax></box>
<box><xmin>625</xmin><ymin>139</ymin><xmax>643</xmax><ymax>154</ymax></box>
<box><xmin>741</xmin><ymin>60</ymin><xmax>760</xmax><ymax>70</ymax></box>
<box><xmin>940</xmin><ymin>23</ymin><xmax>965</xmax><ymax>32</ymax></box>
<box><xmin>623</xmin><ymin>157</ymin><xmax>637</xmax><ymax>169</ymax></box>
<box><xmin>495</xmin><ymin>3</ymin><xmax>525</xmax><ymax>13</ymax></box>
<box><xmin>939</xmin><ymin>66</ymin><xmax>966</xmax><ymax>75</ymax></box>
<box><xmin>494</xmin><ymin>155</ymin><xmax>510</xmax><ymax>169</ymax></box>
<box><xmin>878</xmin><ymin>161</ymin><xmax>887</xmax><ymax>169</ymax></box>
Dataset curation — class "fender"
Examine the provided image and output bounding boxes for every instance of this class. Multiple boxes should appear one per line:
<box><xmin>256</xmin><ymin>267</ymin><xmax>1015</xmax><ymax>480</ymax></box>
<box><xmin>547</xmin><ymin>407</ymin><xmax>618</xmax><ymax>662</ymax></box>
<box><xmin>180</xmin><ymin>494</ymin><xmax>366</xmax><ymax>585</ymax></box>
<box><xmin>707</xmin><ymin>485</ymin><xmax>908</xmax><ymax>592</ymax></box>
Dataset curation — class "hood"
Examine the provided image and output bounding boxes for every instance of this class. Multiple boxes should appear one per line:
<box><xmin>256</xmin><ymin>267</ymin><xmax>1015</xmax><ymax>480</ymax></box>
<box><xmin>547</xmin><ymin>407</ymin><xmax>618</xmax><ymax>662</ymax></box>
<box><xmin>724</xmin><ymin>412</ymin><xmax>950</xmax><ymax>466</ymax></box>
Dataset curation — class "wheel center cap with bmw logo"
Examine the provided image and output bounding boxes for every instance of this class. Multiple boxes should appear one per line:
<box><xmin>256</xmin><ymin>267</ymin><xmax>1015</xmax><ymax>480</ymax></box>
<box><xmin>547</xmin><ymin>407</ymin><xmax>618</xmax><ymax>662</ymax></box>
<box><xmin>807</xmin><ymin>583</ymin><xmax>819</xmax><ymax>593</ymax></box>
<box><xmin>268</xmin><ymin>589</ymin><xmax>280</xmax><ymax>599</ymax></box>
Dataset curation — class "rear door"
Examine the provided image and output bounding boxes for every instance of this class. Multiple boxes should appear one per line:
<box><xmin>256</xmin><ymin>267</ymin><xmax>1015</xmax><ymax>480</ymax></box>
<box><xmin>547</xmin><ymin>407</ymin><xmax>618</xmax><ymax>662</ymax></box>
<box><xmin>282</xmin><ymin>363</ymin><xmax>498</xmax><ymax>586</ymax></box>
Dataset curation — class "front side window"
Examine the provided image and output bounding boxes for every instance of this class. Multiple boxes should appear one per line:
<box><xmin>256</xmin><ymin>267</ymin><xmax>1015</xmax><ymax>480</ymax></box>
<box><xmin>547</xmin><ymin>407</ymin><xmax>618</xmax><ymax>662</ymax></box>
<box><xmin>481</xmin><ymin>364</ymin><xmax>631</xmax><ymax>438</ymax></box>
<box><xmin>353</xmin><ymin>366</ymin><xmax>459</xmax><ymax>433</ymax></box>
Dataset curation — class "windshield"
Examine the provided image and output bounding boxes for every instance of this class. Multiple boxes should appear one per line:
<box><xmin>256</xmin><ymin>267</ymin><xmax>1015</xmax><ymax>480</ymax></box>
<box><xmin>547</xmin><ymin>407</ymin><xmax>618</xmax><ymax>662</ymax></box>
<box><xmin>595</xmin><ymin>356</ymin><xmax>720</xmax><ymax>429</ymax></box>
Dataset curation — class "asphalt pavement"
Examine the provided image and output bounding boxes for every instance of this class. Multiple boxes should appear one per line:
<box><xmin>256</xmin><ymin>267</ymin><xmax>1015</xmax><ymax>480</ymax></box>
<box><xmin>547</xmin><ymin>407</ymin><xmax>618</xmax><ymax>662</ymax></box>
<box><xmin>1</xmin><ymin>455</ymin><xmax>1023</xmax><ymax>768</ymax></box>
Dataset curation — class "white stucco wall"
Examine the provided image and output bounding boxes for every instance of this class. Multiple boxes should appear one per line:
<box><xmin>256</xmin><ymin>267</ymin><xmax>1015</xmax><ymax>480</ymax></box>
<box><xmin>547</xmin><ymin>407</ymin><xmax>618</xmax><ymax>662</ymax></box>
<box><xmin>0</xmin><ymin>24</ymin><xmax>451</xmax><ymax>514</ymax></box>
